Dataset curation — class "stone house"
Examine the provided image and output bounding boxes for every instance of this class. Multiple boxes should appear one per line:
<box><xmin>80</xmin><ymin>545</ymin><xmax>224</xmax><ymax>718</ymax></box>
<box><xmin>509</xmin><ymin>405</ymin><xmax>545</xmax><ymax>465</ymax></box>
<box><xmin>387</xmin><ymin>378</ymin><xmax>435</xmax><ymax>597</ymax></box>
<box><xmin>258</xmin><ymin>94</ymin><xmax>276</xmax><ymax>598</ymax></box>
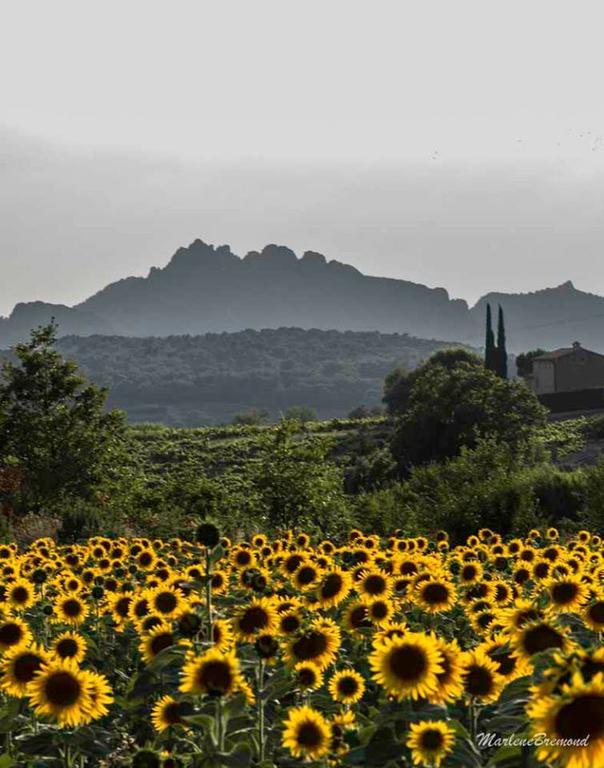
<box><xmin>531</xmin><ymin>342</ymin><xmax>604</xmax><ymax>395</ymax></box>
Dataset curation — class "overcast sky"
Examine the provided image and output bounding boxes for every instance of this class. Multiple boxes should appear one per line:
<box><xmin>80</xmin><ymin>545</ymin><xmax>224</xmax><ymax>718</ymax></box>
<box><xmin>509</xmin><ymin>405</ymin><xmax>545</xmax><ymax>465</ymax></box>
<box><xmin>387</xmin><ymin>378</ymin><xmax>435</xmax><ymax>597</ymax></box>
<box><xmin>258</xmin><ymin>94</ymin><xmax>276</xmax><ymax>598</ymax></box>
<box><xmin>2</xmin><ymin>0</ymin><xmax>604</xmax><ymax>316</ymax></box>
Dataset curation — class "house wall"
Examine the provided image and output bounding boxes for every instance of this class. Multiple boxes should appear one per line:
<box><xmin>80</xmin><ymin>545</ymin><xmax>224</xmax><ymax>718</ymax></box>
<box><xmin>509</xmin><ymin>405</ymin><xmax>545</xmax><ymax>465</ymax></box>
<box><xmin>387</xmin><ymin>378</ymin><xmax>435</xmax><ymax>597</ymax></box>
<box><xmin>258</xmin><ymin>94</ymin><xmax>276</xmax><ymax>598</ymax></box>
<box><xmin>533</xmin><ymin>360</ymin><xmax>555</xmax><ymax>394</ymax></box>
<box><xmin>555</xmin><ymin>349</ymin><xmax>604</xmax><ymax>392</ymax></box>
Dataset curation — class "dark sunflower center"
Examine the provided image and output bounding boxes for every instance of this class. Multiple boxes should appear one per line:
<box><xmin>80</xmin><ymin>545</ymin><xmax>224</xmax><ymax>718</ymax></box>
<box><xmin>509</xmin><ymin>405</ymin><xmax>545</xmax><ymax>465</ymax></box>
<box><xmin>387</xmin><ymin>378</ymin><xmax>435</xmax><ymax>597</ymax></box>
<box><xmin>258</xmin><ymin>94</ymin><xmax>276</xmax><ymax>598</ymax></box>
<box><xmin>388</xmin><ymin>645</ymin><xmax>427</xmax><ymax>682</ymax></box>
<box><xmin>56</xmin><ymin>638</ymin><xmax>79</xmax><ymax>658</ymax></box>
<box><xmin>135</xmin><ymin>600</ymin><xmax>150</xmax><ymax>618</ymax></box>
<box><xmin>292</xmin><ymin>631</ymin><xmax>328</xmax><ymax>661</ymax></box>
<box><xmin>551</xmin><ymin>582</ymin><xmax>578</xmax><ymax>604</ymax></box>
<box><xmin>281</xmin><ymin>614</ymin><xmax>301</xmax><ymax>634</ymax></box>
<box><xmin>338</xmin><ymin>676</ymin><xmax>359</xmax><ymax>696</ymax></box>
<box><xmin>371</xmin><ymin>602</ymin><xmax>389</xmax><ymax>619</ymax></box>
<box><xmin>349</xmin><ymin>605</ymin><xmax>371</xmax><ymax>629</ymax></box>
<box><xmin>138</xmin><ymin>552</ymin><xmax>153</xmax><ymax>566</ymax></box>
<box><xmin>197</xmin><ymin>660</ymin><xmax>232</xmax><ymax>695</ymax></box>
<box><xmin>12</xmin><ymin>586</ymin><xmax>29</xmax><ymax>603</ymax></box>
<box><xmin>364</xmin><ymin>575</ymin><xmax>387</xmax><ymax>595</ymax></box>
<box><xmin>239</xmin><ymin>607</ymin><xmax>269</xmax><ymax>634</ymax></box>
<box><xmin>0</xmin><ymin>623</ymin><xmax>23</xmax><ymax>646</ymax></box>
<box><xmin>14</xmin><ymin>653</ymin><xmax>43</xmax><ymax>683</ymax></box>
<box><xmin>163</xmin><ymin>702</ymin><xmax>183</xmax><ymax>725</ymax></box>
<box><xmin>523</xmin><ymin>624</ymin><xmax>564</xmax><ymax>655</ymax></box>
<box><xmin>298</xmin><ymin>667</ymin><xmax>317</xmax><ymax>686</ymax></box>
<box><xmin>45</xmin><ymin>672</ymin><xmax>82</xmax><ymax>707</ymax></box>
<box><xmin>588</xmin><ymin>602</ymin><xmax>604</xmax><ymax>625</ymax></box>
<box><xmin>115</xmin><ymin>597</ymin><xmax>131</xmax><ymax>617</ymax></box>
<box><xmin>63</xmin><ymin>599</ymin><xmax>82</xmax><ymax>617</ymax></box>
<box><xmin>150</xmin><ymin>633</ymin><xmax>174</xmax><ymax>656</ymax></box>
<box><xmin>285</xmin><ymin>556</ymin><xmax>303</xmax><ymax>573</ymax></box>
<box><xmin>296</xmin><ymin>567</ymin><xmax>317</xmax><ymax>586</ymax></box>
<box><xmin>321</xmin><ymin>574</ymin><xmax>343</xmax><ymax>599</ymax></box>
<box><xmin>421</xmin><ymin>729</ymin><xmax>444</xmax><ymax>750</ymax></box>
<box><xmin>155</xmin><ymin>593</ymin><xmax>178</xmax><ymax>613</ymax></box>
<box><xmin>554</xmin><ymin>694</ymin><xmax>604</xmax><ymax>741</ymax></box>
<box><xmin>462</xmin><ymin>566</ymin><xmax>477</xmax><ymax>580</ymax></box>
<box><xmin>422</xmin><ymin>583</ymin><xmax>449</xmax><ymax>604</ymax></box>
<box><xmin>490</xmin><ymin>650</ymin><xmax>516</xmax><ymax>677</ymax></box>
<box><xmin>297</xmin><ymin>722</ymin><xmax>323</xmax><ymax>749</ymax></box>
<box><xmin>464</xmin><ymin>665</ymin><xmax>495</xmax><ymax>697</ymax></box>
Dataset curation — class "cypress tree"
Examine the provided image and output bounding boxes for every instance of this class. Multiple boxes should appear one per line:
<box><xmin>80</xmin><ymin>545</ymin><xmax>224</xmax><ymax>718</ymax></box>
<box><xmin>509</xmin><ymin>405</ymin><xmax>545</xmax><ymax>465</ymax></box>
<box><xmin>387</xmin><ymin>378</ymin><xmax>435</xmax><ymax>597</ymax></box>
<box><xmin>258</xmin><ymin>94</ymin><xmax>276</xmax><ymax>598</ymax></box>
<box><xmin>485</xmin><ymin>303</ymin><xmax>496</xmax><ymax>372</ymax></box>
<box><xmin>497</xmin><ymin>304</ymin><xmax>508</xmax><ymax>379</ymax></box>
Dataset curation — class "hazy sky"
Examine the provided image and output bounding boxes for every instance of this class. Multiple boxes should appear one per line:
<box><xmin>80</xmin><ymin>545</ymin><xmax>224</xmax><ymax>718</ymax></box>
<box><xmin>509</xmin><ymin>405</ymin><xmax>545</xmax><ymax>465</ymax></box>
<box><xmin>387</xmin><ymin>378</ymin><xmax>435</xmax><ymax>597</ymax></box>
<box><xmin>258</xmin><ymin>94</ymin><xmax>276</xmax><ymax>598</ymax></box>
<box><xmin>2</xmin><ymin>0</ymin><xmax>604</xmax><ymax>316</ymax></box>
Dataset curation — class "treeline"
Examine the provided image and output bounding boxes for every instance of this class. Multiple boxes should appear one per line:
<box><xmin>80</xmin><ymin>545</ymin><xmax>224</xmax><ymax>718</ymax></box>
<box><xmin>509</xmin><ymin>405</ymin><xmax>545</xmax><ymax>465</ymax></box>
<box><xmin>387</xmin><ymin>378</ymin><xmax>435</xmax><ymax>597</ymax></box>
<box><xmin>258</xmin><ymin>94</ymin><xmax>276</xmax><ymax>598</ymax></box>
<box><xmin>48</xmin><ymin>328</ymin><xmax>460</xmax><ymax>425</ymax></box>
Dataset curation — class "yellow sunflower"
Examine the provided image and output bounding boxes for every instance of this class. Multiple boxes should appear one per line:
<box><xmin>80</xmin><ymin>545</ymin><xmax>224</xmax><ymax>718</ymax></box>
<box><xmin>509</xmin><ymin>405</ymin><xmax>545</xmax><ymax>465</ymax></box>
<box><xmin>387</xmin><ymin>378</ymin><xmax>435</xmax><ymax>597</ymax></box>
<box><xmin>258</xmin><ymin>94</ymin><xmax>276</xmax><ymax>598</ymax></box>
<box><xmin>282</xmin><ymin>705</ymin><xmax>331</xmax><ymax>761</ymax></box>
<box><xmin>284</xmin><ymin>618</ymin><xmax>341</xmax><ymax>670</ymax></box>
<box><xmin>294</xmin><ymin>661</ymin><xmax>324</xmax><ymax>691</ymax></box>
<box><xmin>369</xmin><ymin>632</ymin><xmax>443</xmax><ymax>701</ymax></box>
<box><xmin>233</xmin><ymin>597</ymin><xmax>278</xmax><ymax>642</ymax></box>
<box><xmin>406</xmin><ymin>720</ymin><xmax>455</xmax><ymax>768</ymax></box>
<box><xmin>460</xmin><ymin>649</ymin><xmax>504</xmax><ymax>704</ymax></box>
<box><xmin>51</xmin><ymin>631</ymin><xmax>88</xmax><ymax>664</ymax></box>
<box><xmin>179</xmin><ymin>648</ymin><xmax>241</xmax><ymax>697</ymax></box>
<box><xmin>527</xmin><ymin>671</ymin><xmax>604</xmax><ymax>768</ymax></box>
<box><xmin>151</xmin><ymin>695</ymin><xmax>191</xmax><ymax>732</ymax></box>
<box><xmin>0</xmin><ymin>642</ymin><xmax>49</xmax><ymax>697</ymax></box>
<box><xmin>28</xmin><ymin>658</ymin><xmax>93</xmax><ymax>726</ymax></box>
<box><xmin>0</xmin><ymin>616</ymin><xmax>32</xmax><ymax>653</ymax></box>
<box><xmin>328</xmin><ymin>669</ymin><xmax>365</xmax><ymax>704</ymax></box>
<box><xmin>6</xmin><ymin>578</ymin><xmax>37</xmax><ymax>612</ymax></box>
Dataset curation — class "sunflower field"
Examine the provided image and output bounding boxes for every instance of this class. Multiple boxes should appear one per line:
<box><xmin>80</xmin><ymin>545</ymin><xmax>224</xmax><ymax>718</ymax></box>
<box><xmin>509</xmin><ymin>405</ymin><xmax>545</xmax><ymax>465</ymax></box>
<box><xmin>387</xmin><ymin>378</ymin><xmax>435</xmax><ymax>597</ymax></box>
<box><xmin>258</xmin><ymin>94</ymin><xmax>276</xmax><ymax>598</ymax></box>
<box><xmin>0</xmin><ymin>525</ymin><xmax>603</xmax><ymax>768</ymax></box>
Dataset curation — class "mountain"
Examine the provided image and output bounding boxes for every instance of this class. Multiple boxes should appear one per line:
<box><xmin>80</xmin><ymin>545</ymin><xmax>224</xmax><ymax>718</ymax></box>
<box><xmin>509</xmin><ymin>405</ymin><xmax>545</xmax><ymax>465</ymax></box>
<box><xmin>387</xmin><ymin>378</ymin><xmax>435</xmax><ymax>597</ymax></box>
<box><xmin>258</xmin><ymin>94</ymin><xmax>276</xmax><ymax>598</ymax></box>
<box><xmin>470</xmin><ymin>281</ymin><xmax>604</xmax><ymax>352</ymax></box>
<box><xmin>0</xmin><ymin>239</ymin><xmax>471</xmax><ymax>344</ymax></box>
<box><xmin>0</xmin><ymin>238</ymin><xmax>603</xmax><ymax>352</ymax></box>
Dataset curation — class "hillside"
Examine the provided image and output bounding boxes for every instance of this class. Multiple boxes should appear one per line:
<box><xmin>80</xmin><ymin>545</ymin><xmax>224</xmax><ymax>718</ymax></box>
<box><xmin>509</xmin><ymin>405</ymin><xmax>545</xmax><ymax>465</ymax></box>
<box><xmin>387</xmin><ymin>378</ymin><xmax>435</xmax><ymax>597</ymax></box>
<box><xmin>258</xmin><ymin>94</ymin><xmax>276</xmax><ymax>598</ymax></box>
<box><xmin>49</xmin><ymin>328</ymin><xmax>462</xmax><ymax>425</ymax></box>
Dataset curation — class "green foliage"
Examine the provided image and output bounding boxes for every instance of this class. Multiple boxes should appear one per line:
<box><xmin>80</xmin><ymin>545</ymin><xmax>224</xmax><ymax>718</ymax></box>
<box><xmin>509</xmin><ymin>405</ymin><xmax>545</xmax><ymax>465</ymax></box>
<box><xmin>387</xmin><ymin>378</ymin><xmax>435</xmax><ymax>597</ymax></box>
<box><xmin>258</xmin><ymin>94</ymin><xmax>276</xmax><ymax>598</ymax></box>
<box><xmin>246</xmin><ymin>422</ymin><xmax>353</xmax><ymax>536</ymax></box>
<box><xmin>390</xmin><ymin>360</ymin><xmax>547</xmax><ymax>470</ymax></box>
<box><xmin>282</xmin><ymin>404</ymin><xmax>317</xmax><ymax>423</ymax></box>
<box><xmin>231</xmin><ymin>408</ymin><xmax>269</xmax><ymax>426</ymax></box>
<box><xmin>50</xmin><ymin>328</ymin><xmax>454</xmax><ymax>426</ymax></box>
<box><xmin>383</xmin><ymin>347</ymin><xmax>480</xmax><ymax>415</ymax></box>
<box><xmin>0</xmin><ymin>323</ymin><xmax>127</xmax><ymax>518</ymax></box>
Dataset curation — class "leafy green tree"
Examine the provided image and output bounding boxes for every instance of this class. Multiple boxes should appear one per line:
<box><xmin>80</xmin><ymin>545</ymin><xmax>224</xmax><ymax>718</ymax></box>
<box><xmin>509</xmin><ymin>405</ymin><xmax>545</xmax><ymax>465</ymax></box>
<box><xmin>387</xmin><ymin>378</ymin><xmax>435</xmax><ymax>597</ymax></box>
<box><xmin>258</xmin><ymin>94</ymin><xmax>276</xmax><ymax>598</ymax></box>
<box><xmin>282</xmin><ymin>405</ymin><xmax>317</xmax><ymax>423</ymax></box>
<box><xmin>390</xmin><ymin>360</ymin><xmax>547</xmax><ymax>470</ymax></box>
<box><xmin>383</xmin><ymin>348</ymin><xmax>481</xmax><ymax>415</ymax></box>
<box><xmin>247</xmin><ymin>422</ymin><xmax>351</xmax><ymax>536</ymax></box>
<box><xmin>231</xmin><ymin>408</ymin><xmax>269</xmax><ymax>426</ymax></box>
<box><xmin>0</xmin><ymin>323</ymin><xmax>127</xmax><ymax>517</ymax></box>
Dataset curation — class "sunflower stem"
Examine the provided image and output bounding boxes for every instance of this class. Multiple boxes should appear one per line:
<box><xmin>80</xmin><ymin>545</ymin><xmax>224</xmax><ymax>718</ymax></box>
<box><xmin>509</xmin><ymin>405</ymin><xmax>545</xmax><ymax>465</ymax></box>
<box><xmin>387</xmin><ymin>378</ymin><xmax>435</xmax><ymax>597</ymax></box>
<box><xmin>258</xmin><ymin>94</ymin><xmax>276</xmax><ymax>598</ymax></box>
<box><xmin>215</xmin><ymin>696</ymin><xmax>225</xmax><ymax>752</ymax></box>
<box><xmin>257</xmin><ymin>659</ymin><xmax>266</xmax><ymax>763</ymax></box>
<box><xmin>205</xmin><ymin>547</ymin><xmax>213</xmax><ymax>646</ymax></box>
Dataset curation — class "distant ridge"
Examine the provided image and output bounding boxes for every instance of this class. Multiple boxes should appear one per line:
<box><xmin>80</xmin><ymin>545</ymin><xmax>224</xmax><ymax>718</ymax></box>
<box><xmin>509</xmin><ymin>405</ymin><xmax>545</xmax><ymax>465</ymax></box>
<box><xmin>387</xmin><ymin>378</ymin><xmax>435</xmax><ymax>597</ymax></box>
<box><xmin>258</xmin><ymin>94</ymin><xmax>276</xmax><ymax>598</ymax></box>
<box><xmin>1</xmin><ymin>238</ymin><xmax>603</xmax><ymax>351</ymax></box>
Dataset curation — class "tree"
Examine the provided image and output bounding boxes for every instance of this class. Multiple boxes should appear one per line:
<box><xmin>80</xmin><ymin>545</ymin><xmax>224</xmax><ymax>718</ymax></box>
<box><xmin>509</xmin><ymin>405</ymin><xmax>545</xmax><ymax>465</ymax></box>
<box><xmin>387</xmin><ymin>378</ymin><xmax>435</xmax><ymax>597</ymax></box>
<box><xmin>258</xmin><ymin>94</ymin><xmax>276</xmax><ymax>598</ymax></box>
<box><xmin>383</xmin><ymin>348</ymin><xmax>482</xmax><ymax>415</ymax></box>
<box><xmin>247</xmin><ymin>422</ymin><xmax>351</xmax><ymax>536</ymax></box>
<box><xmin>0</xmin><ymin>323</ymin><xmax>127</xmax><ymax>517</ymax></box>
<box><xmin>231</xmin><ymin>408</ymin><xmax>269</xmax><ymax>426</ymax></box>
<box><xmin>496</xmin><ymin>305</ymin><xmax>508</xmax><ymax>379</ymax></box>
<box><xmin>282</xmin><ymin>405</ymin><xmax>317</xmax><ymax>423</ymax></box>
<box><xmin>390</xmin><ymin>360</ymin><xmax>547</xmax><ymax>471</ymax></box>
<box><xmin>485</xmin><ymin>303</ymin><xmax>497</xmax><ymax>373</ymax></box>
